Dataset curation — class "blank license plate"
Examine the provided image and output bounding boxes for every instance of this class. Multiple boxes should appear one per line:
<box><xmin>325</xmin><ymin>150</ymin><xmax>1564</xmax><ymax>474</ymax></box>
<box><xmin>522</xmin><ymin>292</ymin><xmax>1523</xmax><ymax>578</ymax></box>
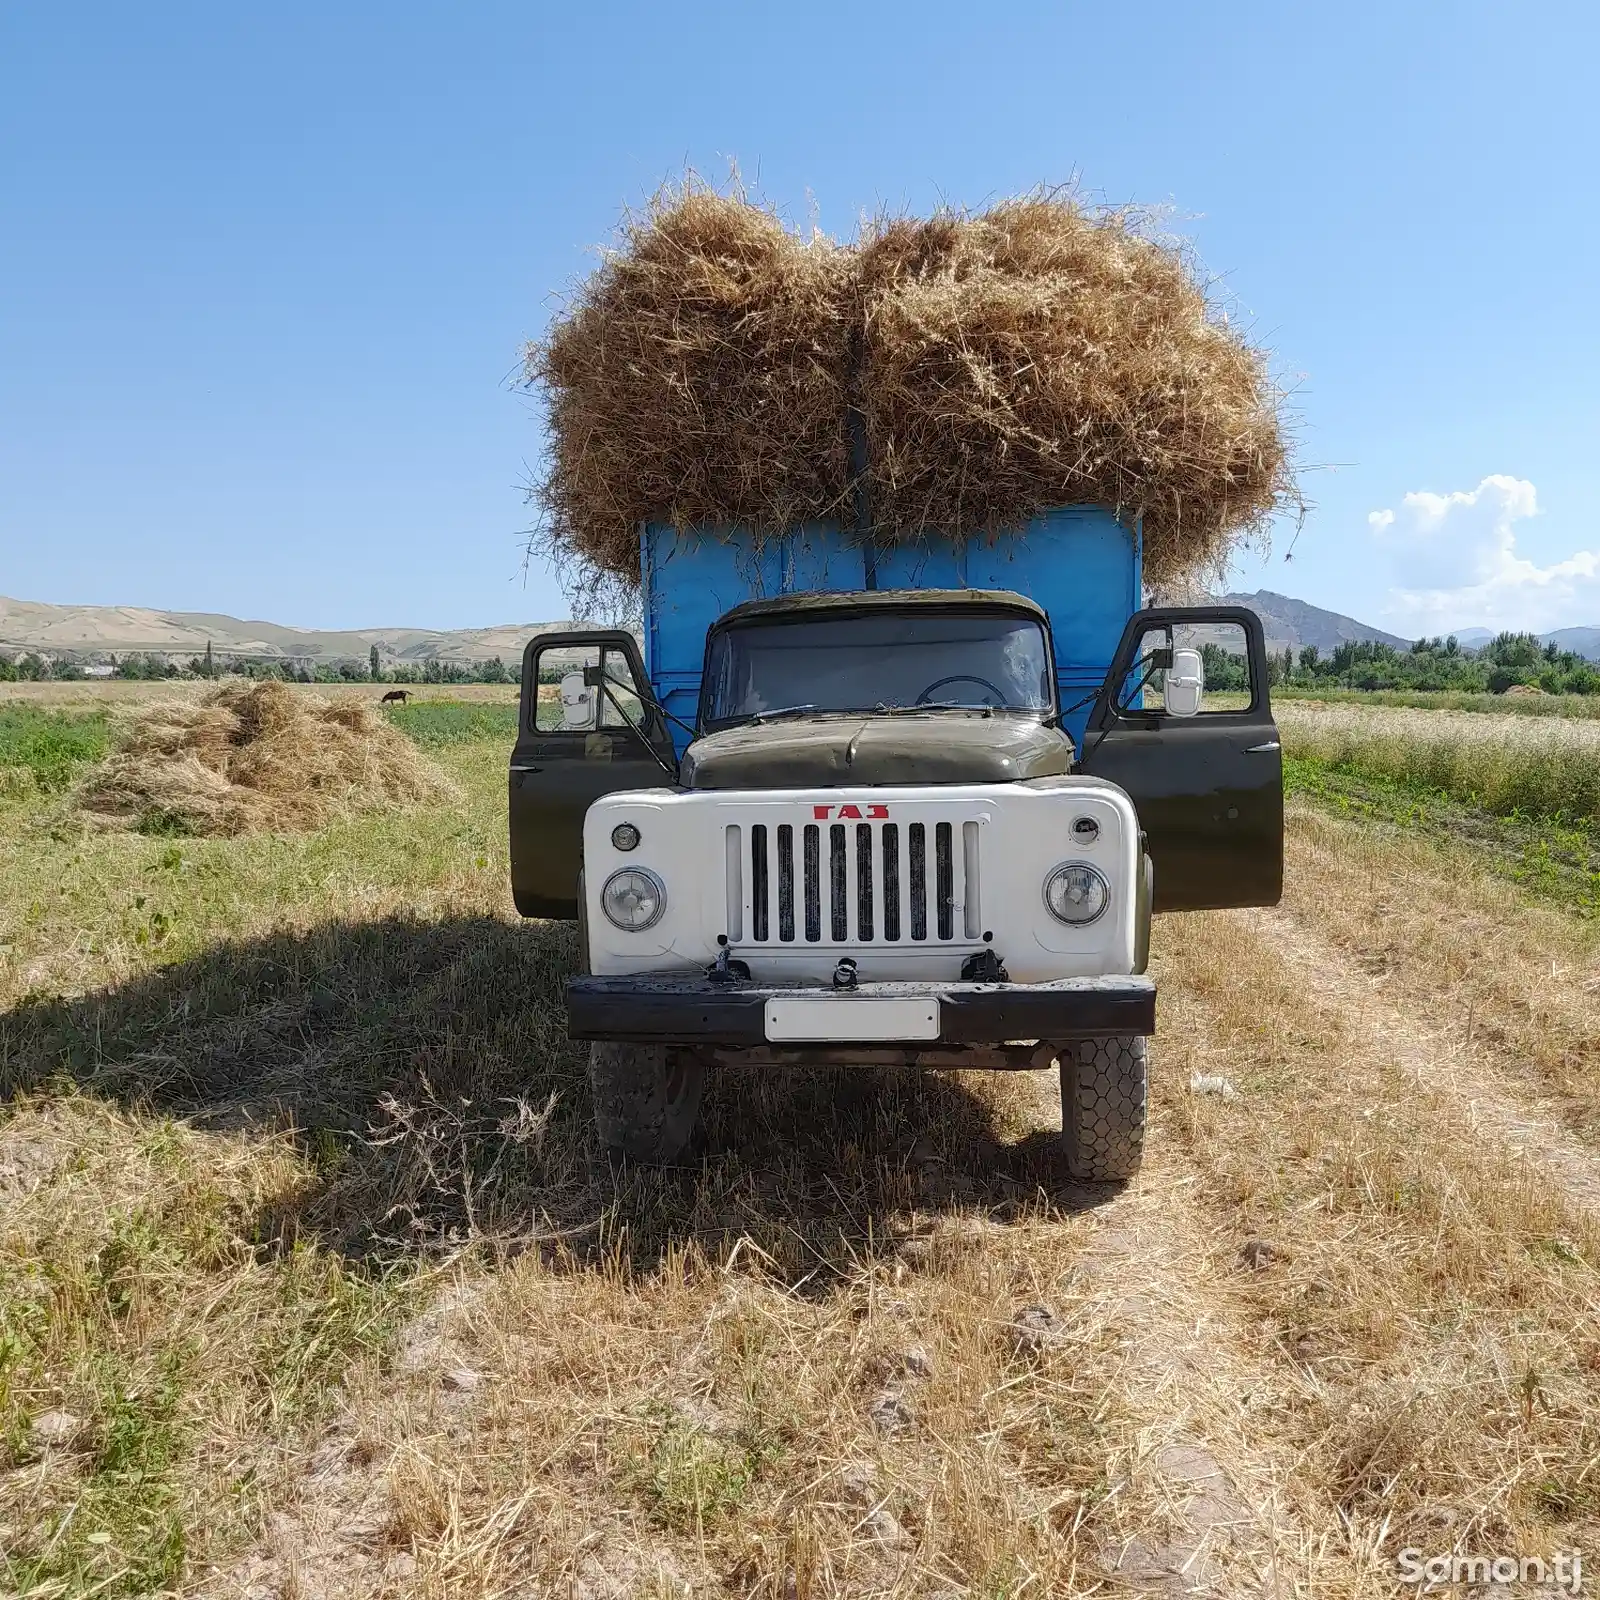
<box><xmin>764</xmin><ymin>996</ymin><xmax>940</xmax><ymax>1042</ymax></box>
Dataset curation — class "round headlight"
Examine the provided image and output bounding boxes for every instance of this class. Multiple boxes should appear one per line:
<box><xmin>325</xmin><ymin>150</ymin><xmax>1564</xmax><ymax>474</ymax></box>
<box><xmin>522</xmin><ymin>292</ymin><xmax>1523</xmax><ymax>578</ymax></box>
<box><xmin>610</xmin><ymin>822</ymin><xmax>641</xmax><ymax>852</ymax></box>
<box><xmin>1043</xmin><ymin>862</ymin><xmax>1109</xmax><ymax>925</ymax></box>
<box><xmin>601</xmin><ymin>867</ymin><xmax>666</xmax><ymax>931</ymax></box>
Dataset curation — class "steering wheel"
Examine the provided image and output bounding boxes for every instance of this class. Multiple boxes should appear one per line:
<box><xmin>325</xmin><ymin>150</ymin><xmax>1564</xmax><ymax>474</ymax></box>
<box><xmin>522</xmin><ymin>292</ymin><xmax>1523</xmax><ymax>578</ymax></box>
<box><xmin>915</xmin><ymin>673</ymin><xmax>1008</xmax><ymax>707</ymax></box>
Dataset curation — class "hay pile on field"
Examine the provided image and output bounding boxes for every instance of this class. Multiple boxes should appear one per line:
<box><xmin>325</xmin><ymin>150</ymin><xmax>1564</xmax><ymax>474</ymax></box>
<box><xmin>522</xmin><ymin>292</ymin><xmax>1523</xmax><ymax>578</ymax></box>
<box><xmin>76</xmin><ymin>681</ymin><xmax>455</xmax><ymax>835</ymax></box>
<box><xmin>530</xmin><ymin>185</ymin><xmax>1292</xmax><ymax>589</ymax></box>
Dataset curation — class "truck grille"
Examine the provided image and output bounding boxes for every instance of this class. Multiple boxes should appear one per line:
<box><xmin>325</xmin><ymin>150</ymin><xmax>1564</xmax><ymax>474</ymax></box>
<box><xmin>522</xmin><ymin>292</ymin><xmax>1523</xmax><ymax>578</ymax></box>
<box><xmin>728</xmin><ymin>819</ymin><xmax>981</xmax><ymax>945</ymax></box>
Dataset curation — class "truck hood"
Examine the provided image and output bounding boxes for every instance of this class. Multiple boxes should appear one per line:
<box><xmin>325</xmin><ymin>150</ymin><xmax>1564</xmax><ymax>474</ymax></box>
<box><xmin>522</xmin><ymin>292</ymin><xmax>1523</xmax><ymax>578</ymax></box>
<box><xmin>681</xmin><ymin>712</ymin><xmax>1074</xmax><ymax>789</ymax></box>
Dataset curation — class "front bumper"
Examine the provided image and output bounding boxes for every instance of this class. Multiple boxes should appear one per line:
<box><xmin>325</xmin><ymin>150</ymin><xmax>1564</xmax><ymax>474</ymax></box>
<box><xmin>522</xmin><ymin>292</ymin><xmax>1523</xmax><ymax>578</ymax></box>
<box><xmin>566</xmin><ymin>973</ymin><xmax>1155</xmax><ymax>1047</ymax></box>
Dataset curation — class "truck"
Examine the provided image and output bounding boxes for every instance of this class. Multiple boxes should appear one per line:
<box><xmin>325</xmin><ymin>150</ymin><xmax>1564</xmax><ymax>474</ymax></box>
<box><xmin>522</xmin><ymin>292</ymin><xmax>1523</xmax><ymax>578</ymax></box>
<box><xmin>509</xmin><ymin>506</ymin><xmax>1282</xmax><ymax>1180</ymax></box>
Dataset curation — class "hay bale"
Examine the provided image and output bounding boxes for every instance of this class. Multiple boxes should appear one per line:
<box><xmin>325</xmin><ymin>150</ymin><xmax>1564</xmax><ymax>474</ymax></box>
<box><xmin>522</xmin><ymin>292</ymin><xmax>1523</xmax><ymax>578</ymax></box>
<box><xmin>529</xmin><ymin>186</ymin><xmax>1293</xmax><ymax>590</ymax></box>
<box><xmin>531</xmin><ymin>183</ymin><xmax>854</xmax><ymax>586</ymax></box>
<box><xmin>858</xmin><ymin>200</ymin><xmax>1289</xmax><ymax>583</ymax></box>
<box><xmin>76</xmin><ymin>680</ymin><xmax>456</xmax><ymax>836</ymax></box>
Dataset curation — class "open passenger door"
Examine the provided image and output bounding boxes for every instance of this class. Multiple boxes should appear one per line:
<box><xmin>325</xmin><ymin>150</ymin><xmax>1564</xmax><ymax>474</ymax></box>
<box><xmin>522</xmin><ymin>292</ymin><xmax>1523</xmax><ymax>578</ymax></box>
<box><xmin>1076</xmin><ymin>606</ymin><xmax>1283</xmax><ymax>912</ymax></box>
<box><xmin>509</xmin><ymin>630</ymin><xmax>678</xmax><ymax>919</ymax></box>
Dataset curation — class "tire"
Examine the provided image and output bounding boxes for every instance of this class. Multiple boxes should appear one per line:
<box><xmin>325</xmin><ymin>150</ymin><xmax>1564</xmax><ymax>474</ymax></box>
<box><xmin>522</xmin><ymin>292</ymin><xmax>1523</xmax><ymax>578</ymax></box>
<box><xmin>587</xmin><ymin>1041</ymin><xmax>705</xmax><ymax>1163</ymax></box>
<box><xmin>1058</xmin><ymin>1035</ymin><xmax>1148</xmax><ymax>1182</ymax></box>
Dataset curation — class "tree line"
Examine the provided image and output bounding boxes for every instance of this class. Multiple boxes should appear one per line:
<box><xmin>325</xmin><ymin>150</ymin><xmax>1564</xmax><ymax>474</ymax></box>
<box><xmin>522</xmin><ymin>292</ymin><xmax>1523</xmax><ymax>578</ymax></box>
<box><xmin>1199</xmin><ymin>632</ymin><xmax>1600</xmax><ymax>696</ymax></box>
<box><xmin>0</xmin><ymin>647</ymin><xmax>516</xmax><ymax>684</ymax></box>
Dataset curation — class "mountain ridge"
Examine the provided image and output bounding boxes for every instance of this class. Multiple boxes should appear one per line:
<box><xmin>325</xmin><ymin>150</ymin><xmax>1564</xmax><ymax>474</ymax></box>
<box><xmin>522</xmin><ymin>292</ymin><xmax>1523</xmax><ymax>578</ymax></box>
<box><xmin>1217</xmin><ymin>590</ymin><xmax>1410</xmax><ymax>654</ymax></box>
<box><xmin>0</xmin><ymin>596</ymin><xmax>570</xmax><ymax>665</ymax></box>
<box><xmin>8</xmin><ymin>590</ymin><xmax>1600</xmax><ymax>665</ymax></box>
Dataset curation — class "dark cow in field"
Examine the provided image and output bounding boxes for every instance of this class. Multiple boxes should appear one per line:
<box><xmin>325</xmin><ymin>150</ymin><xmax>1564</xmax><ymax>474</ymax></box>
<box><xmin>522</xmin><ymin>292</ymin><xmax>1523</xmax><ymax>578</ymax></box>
<box><xmin>381</xmin><ymin>689</ymin><xmax>410</xmax><ymax>705</ymax></box>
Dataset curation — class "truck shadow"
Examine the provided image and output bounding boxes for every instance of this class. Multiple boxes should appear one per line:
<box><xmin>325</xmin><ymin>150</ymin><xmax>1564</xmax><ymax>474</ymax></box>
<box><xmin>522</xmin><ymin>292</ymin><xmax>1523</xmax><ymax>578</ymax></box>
<box><xmin>0</xmin><ymin>914</ymin><xmax>1119</xmax><ymax>1284</ymax></box>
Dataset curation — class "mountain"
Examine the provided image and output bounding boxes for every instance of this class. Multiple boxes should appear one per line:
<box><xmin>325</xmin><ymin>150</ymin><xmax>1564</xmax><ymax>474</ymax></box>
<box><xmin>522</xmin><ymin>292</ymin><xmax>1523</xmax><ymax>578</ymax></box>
<box><xmin>1217</xmin><ymin>590</ymin><xmax>1410</xmax><ymax>655</ymax></box>
<box><xmin>1540</xmin><ymin>627</ymin><xmax>1600</xmax><ymax>661</ymax></box>
<box><xmin>15</xmin><ymin>588</ymin><xmax>1598</xmax><ymax>668</ymax></box>
<box><xmin>1438</xmin><ymin>626</ymin><xmax>1600</xmax><ymax>659</ymax></box>
<box><xmin>0</xmin><ymin>597</ymin><xmax>568</xmax><ymax>665</ymax></box>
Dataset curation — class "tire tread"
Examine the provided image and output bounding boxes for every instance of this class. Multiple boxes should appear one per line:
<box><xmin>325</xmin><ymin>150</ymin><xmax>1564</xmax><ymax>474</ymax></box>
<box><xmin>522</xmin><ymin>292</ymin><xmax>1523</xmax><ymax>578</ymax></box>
<box><xmin>1060</xmin><ymin>1035</ymin><xmax>1148</xmax><ymax>1182</ymax></box>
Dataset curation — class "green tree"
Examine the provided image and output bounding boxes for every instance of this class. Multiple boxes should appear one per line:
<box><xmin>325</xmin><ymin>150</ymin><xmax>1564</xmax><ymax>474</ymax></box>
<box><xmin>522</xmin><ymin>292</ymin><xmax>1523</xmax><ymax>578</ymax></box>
<box><xmin>369</xmin><ymin>643</ymin><xmax>381</xmax><ymax>680</ymax></box>
<box><xmin>1483</xmin><ymin>632</ymin><xmax>1544</xmax><ymax>674</ymax></box>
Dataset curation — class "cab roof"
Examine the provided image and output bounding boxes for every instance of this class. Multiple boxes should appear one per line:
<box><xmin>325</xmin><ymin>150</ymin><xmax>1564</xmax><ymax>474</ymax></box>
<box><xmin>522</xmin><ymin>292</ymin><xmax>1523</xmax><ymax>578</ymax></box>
<box><xmin>713</xmin><ymin>587</ymin><xmax>1047</xmax><ymax>628</ymax></box>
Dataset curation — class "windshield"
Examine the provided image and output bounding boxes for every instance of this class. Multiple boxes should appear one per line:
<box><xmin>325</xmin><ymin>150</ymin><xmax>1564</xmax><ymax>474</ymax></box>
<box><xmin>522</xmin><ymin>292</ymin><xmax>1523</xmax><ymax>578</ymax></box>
<box><xmin>703</xmin><ymin>609</ymin><xmax>1054</xmax><ymax>724</ymax></box>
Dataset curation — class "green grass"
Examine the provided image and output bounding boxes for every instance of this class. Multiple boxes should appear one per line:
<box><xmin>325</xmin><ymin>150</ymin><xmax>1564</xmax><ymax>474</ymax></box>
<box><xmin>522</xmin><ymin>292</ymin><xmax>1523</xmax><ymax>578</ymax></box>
<box><xmin>384</xmin><ymin>700</ymin><xmax>519</xmax><ymax>747</ymax></box>
<box><xmin>0</xmin><ymin>722</ymin><xmax>519</xmax><ymax>1594</ymax></box>
<box><xmin>0</xmin><ymin>706</ymin><xmax>108</xmax><ymax>794</ymax></box>
<box><xmin>1285</xmin><ymin>756</ymin><xmax>1600</xmax><ymax>915</ymax></box>
<box><xmin>620</xmin><ymin>1402</ymin><xmax>787</xmax><ymax>1534</ymax></box>
<box><xmin>1278</xmin><ymin>700</ymin><xmax>1600</xmax><ymax>910</ymax></box>
<box><xmin>1277</xmin><ymin>686</ymin><xmax>1600</xmax><ymax>718</ymax></box>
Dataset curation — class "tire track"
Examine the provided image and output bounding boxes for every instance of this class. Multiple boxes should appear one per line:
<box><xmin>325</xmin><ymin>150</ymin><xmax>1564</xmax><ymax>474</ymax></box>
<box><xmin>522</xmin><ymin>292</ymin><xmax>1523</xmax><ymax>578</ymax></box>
<box><xmin>1255</xmin><ymin>902</ymin><xmax>1600</xmax><ymax>1223</ymax></box>
<box><xmin>999</xmin><ymin>1072</ymin><xmax>1320</xmax><ymax>1597</ymax></box>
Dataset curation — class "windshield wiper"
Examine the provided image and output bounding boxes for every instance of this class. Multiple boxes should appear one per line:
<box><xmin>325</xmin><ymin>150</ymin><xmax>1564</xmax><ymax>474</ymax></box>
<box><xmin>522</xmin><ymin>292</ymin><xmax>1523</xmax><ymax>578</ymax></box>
<box><xmin>874</xmin><ymin>700</ymin><xmax>995</xmax><ymax>716</ymax></box>
<box><xmin>745</xmin><ymin>703</ymin><xmax>822</xmax><ymax>724</ymax></box>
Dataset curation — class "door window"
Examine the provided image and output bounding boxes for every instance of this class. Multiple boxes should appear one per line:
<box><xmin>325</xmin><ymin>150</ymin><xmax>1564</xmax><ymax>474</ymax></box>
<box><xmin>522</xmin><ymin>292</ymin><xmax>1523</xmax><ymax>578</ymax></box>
<box><xmin>530</xmin><ymin>642</ymin><xmax>648</xmax><ymax>734</ymax></box>
<box><xmin>1124</xmin><ymin>620</ymin><xmax>1256</xmax><ymax>714</ymax></box>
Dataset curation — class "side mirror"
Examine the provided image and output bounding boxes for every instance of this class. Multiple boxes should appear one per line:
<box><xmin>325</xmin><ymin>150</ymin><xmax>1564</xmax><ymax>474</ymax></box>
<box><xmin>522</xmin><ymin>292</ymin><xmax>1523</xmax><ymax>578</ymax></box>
<box><xmin>1163</xmin><ymin>648</ymin><xmax>1204</xmax><ymax>717</ymax></box>
<box><xmin>558</xmin><ymin>670</ymin><xmax>597</xmax><ymax>730</ymax></box>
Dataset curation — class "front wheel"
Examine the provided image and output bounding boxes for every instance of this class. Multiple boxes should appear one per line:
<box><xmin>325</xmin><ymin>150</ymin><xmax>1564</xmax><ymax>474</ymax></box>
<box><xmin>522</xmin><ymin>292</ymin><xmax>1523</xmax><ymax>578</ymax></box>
<box><xmin>587</xmin><ymin>1042</ymin><xmax>705</xmax><ymax>1163</ymax></box>
<box><xmin>1058</xmin><ymin>1036</ymin><xmax>1148</xmax><ymax>1182</ymax></box>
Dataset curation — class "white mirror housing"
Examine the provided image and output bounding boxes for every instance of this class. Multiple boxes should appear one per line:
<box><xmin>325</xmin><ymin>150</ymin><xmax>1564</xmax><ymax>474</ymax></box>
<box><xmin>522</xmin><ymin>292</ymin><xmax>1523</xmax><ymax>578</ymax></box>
<box><xmin>559</xmin><ymin>671</ymin><xmax>598</xmax><ymax>730</ymax></box>
<box><xmin>1163</xmin><ymin>647</ymin><xmax>1205</xmax><ymax>717</ymax></box>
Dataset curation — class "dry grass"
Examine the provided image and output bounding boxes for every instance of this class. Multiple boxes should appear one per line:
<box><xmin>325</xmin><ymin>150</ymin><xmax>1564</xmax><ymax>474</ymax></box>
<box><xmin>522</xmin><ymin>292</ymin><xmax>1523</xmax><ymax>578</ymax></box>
<box><xmin>1279</xmin><ymin>700</ymin><xmax>1600</xmax><ymax>822</ymax></box>
<box><xmin>73</xmin><ymin>680</ymin><xmax>457</xmax><ymax>837</ymax></box>
<box><xmin>530</xmin><ymin>183</ymin><xmax>1292</xmax><ymax>591</ymax></box>
<box><xmin>1279</xmin><ymin>687</ymin><xmax>1600</xmax><ymax>719</ymax></box>
<box><xmin>0</xmin><ymin>1096</ymin><xmax>404</xmax><ymax>1595</ymax></box>
<box><xmin>1155</xmin><ymin>906</ymin><xmax>1600</xmax><ymax>1568</ymax></box>
<box><xmin>6</xmin><ymin>708</ymin><xmax>1600</xmax><ymax>1594</ymax></box>
<box><xmin>1280</xmin><ymin>801</ymin><xmax>1600</xmax><ymax>1135</ymax></box>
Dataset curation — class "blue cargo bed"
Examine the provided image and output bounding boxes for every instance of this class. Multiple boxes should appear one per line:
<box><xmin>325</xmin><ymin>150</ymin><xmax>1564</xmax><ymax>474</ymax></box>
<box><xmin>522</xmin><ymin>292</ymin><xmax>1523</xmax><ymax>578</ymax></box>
<box><xmin>640</xmin><ymin>506</ymin><xmax>1141</xmax><ymax>753</ymax></box>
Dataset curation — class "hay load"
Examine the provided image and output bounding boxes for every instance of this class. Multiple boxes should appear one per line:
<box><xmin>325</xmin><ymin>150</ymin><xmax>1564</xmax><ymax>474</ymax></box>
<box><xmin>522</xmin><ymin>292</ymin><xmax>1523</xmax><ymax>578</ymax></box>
<box><xmin>535</xmin><ymin>189</ymin><xmax>853</xmax><ymax>582</ymax></box>
<box><xmin>530</xmin><ymin>186</ymin><xmax>1292</xmax><ymax>590</ymax></box>
<box><xmin>76</xmin><ymin>681</ymin><xmax>456</xmax><ymax>836</ymax></box>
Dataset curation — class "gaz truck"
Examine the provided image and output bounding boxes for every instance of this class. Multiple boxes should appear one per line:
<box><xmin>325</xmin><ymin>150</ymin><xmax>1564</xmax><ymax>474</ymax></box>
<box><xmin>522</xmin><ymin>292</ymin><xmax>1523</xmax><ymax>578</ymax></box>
<box><xmin>509</xmin><ymin>508</ymin><xmax>1283</xmax><ymax>1179</ymax></box>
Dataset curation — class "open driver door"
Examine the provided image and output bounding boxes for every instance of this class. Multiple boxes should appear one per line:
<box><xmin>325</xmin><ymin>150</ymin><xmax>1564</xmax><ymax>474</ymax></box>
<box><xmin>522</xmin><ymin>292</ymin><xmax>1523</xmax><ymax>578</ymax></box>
<box><xmin>509</xmin><ymin>630</ymin><xmax>678</xmax><ymax>919</ymax></box>
<box><xmin>1076</xmin><ymin>606</ymin><xmax>1283</xmax><ymax>912</ymax></box>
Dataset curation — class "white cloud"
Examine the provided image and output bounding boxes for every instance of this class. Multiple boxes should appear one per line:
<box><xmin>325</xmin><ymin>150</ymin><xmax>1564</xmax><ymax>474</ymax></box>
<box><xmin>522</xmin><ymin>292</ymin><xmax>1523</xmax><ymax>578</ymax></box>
<box><xmin>1370</xmin><ymin>475</ymin><xmax>1599</xmax><ymax>635</ymax></box>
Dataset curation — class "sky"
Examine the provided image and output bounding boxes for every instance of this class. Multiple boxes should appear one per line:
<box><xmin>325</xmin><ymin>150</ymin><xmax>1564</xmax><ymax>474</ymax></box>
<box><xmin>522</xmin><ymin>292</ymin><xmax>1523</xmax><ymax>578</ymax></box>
<box><xmin>3</xmin><ymin>1</ymin><xmax>1598</xmax><ymax>638</ymax></box>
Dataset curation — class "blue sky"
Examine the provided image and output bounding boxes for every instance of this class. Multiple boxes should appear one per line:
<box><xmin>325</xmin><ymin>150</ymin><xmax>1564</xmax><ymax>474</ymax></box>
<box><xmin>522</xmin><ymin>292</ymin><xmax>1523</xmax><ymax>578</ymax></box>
<box><xmin>3</xmin><ymin>1</ymin><xmax>1597</xmax><ymax>636</ymax></box>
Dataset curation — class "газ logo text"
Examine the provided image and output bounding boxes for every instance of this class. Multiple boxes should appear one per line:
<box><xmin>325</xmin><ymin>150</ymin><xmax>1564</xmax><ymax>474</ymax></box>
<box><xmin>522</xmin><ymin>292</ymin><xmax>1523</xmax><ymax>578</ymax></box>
<box><xmin>812</xmin><ymin>803</ymin><xmax>890</xmax><ymax>820</ymax></box>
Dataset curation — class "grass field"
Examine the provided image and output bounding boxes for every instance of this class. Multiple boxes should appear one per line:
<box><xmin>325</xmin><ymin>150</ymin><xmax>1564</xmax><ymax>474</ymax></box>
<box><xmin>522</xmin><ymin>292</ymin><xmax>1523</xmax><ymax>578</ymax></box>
<box><xmin>0</xmin><ymin>681</ymin><xmax>520</xmax><ymax>709</ymax></box>
<box><xmin>3</xmin><ymin>691</ymin><xmax>1599</xmax><ymax>1595</ymax></box>
<box><xmin>1277</xmin><ymin>700</ymin><xmax>1600</xmax><ymax>823</ymax></box>
<box><xmin>1278</xmin><ymin>686</ymin><xmax>1600</xmax><ymax>718</ymax></box>
<box><xmin>0</xmin><ymin>707</ymin><xmax>110</xmax><ymax>797</ymax></box>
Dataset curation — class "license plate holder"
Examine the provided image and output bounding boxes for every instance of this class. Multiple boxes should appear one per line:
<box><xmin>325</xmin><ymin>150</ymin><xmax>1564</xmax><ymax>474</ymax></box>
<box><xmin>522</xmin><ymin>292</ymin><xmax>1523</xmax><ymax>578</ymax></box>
<box><xmin>764</xmin><ymin>996</ymin><xmax>941</xmax><ymax>1042</ymax></box>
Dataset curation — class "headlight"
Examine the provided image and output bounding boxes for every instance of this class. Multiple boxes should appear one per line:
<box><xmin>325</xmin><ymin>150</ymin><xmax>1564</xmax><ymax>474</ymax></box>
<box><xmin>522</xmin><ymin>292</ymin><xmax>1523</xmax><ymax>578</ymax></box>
<box><xmin>601</xmin><ymin>867</ymin><xmax>666</xmax><ymax>931</ymax></box>
<box><xmin>1043</xmin><ymin>862</ymin><xmax>1109</xmax><ymax>925</ymax></box>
